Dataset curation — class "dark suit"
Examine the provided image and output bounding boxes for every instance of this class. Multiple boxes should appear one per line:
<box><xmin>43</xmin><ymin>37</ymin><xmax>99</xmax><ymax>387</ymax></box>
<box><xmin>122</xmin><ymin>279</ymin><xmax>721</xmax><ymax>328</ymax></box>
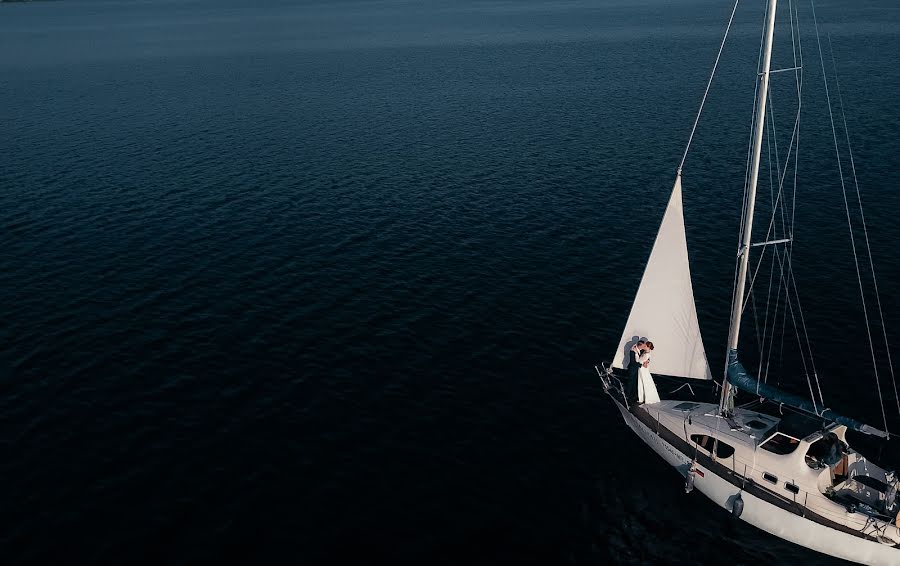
<box><xmin>626</xmin><ymin>346</ymin><xmax>640</xmax><ymax>403</ymax></box>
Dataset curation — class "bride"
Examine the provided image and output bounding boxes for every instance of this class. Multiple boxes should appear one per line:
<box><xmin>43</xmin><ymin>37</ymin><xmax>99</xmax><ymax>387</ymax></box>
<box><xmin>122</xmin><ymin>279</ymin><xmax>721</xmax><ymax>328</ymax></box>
<box><xmin>636</xmin><ymin>341</ymin><xmax>660</xmax><ymax>404</ymax></box>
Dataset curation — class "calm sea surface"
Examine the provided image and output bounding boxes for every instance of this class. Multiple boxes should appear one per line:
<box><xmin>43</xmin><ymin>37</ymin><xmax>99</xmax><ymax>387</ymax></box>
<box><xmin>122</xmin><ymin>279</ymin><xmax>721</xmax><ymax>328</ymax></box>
<box><xmin>2</xmin><ymin>0</ymin><xmax>900</xmax><ymax>564</ymax></box>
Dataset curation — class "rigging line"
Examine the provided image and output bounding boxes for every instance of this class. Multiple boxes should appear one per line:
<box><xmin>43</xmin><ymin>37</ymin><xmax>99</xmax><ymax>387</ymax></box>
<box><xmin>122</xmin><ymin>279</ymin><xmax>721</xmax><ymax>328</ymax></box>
<box><xmin>743</xmin><ymin>139</ymin><xmax>785</xmax><ymax>307</ymax></box>
<box><xmin>790</xmin><ymin>1</ymin><xmax>803</xmax><ymax>230</ymax></box>
<box><xmin>783</xmin><ymin>249</ymin><xmax>824</xmax><ymax>405</ymax></box>
<box><xmin>777</xmin><ymin>4</ymin><xmax>820</xmax><ymax>407</ymax></box>
<box><xmin>767</xmin><ymin>87</ymin><xmax>783</xmax><ymax>203</ymax></box>
<box><xmin>787</xmin><ymin>2</ymin><xmax>802</xmax><ymax>285</ymax></box>
<box><xmin>748</xmin><ymin>240</ymin><xmax>764</xmax><ymax>357</ymax></box>
<box><xmin>766</xmin><ymin>109</ymin><xmax>802</xmax><ymax>227</ymax></box>
<box><xmin>763</xmin><ymin>248</ymin><xmax>787</xmax><ymax>386</ymax></box>
<box><xmin>767</xmin><ymin>97</ymin><xmax>778</xmax><ymax>240</ymax></box>
<box><xmin>751</xmin><ymin>111</ymin><xmax>777</xmax><ymax>380</ymax></box>
<box><xmin>770</xmin><ymin>90</ymin><xmax>791</xmax><ymax>276</ymax></box>
<box><xmin>741</xmin><ymin>111</ymin><xmax>801</xmax><ymax>314</ymax></box>
<box><xmin>768</xmin><ymin>99</ymin><xmax>791</xmax><ymax>308</ymax></box>
<box><xmin>771</xmin><ymin>241</ymin><xmax>819</xmax><ymax>411</ymax></box>
<box><xmin>783</xmin><ymin>2</ymin><xmax>803</xmax><ymax>245</ymax></box>
<box><xmin>678</xmin><ymin>0</ymin><xmax>741</xmax><ymax>173</ymax></box>
<box><xmin>749</xmin><ymin>291</ymin><xmax>764</xmax><ymax>391</ymax></box>
<box><xmin>790</xmin><ymin>0</ymin><xmax>802</xmax><ymax>100</ymax></box>
<box><xmin>765</xmin><ymin>73</ymin><xmax>794</xmax><ymax>382</ymax></box>
<box><xmin>774</xmin><ymin>56</ymin><xmax>822</xmax><ymax>405</ymax></box>
<box><xmin>757</xmin><ymin>243</ymin><xmax>779</xmax><ymax>384</ymax></box>
<box><xmin>776</xmin><ymin>257</ymin><xmax>790</xmax><ymax>383</ymax></box>
<box><xmin>742</xmin><ymin>45</ymin><xmax>804</xmax><ymax>311</ymax></box>
<box><xmin>759</xmin><ymin>233</ymin><xmax>785</xmax><ymax>386</ymax></box>
<box><xmin>812</xmin><ymin>0</ymin><xmax>888</xmax><ymax>435</ymax></box>
<box><xmin>758</xmin><ymin>106</ymin><xmax>780</xmax><ymax>383</ymax></box>
<box><xmin>783</xmin><ymin>1</ymin><xmax>803</xmax><ymax>382</ymax></box>
<box><xmin>827</xmin><ymin>33</ymin><xmax>900</xmax><ymax>416</ymax></box>
<box><xmin>765</xmin><ymin>121</ymin><xmax>788</xmax><ymax>385</ymax></box>
<box><xmin>759</xmin><ymin>94</ymin><xmax>819</xmax><ymax>401</ymax></box>
<box><xmin>745</xmin><ymin>86</ymin><xmax>802</xmax><ymax>284</ymax></box>
<box><xmin>777</xmin><ymin>249</ymin><xmax>790</xmax><ymax>379</ymax></box>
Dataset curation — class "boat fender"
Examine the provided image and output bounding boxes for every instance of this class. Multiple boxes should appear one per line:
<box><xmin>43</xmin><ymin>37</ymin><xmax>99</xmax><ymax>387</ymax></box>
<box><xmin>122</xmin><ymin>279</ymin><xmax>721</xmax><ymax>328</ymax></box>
<box><xmin>684</xmin><ymin>468</ymin><xmax>696</xmax><ymax>494</ymax></box>
<box><xmin>731</xmin><ymin>493</ymin><xmax>744</xmax><ymax>518</ymax></box>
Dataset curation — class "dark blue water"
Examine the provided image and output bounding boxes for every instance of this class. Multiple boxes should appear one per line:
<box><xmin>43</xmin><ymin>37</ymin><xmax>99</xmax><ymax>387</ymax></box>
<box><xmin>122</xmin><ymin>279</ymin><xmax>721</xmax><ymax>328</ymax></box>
<box><xmin>2</xmin><ymin>0</ymin><xmax>899</xmax><ymax>564</ymax></box>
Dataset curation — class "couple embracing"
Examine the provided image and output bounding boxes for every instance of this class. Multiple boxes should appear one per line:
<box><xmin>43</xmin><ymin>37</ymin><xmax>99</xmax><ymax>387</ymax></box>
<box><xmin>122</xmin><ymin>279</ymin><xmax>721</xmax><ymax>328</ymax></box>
<box><xmin>627</xmin><ymin>340</ymin><xmax>659</xmax><ymax>406</ymax></box>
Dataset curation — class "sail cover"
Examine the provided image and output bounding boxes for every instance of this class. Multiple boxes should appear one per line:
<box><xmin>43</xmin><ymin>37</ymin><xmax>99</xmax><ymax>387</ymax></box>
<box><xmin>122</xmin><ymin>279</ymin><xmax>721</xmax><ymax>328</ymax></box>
<box><xmin>612</xmin><ymin>176</ymin><xmax>712</xmax><ymax>380</ymax></box>
<box><xmin>726</xmin><ymin>349</ymin><xmax>888</xmax><ymax>437</ymax></box>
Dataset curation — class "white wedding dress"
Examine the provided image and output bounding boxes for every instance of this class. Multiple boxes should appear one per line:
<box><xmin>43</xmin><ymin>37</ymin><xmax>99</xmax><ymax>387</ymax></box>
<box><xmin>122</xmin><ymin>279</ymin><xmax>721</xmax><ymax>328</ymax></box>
<box><xmin>637</xmin><ymin>355</ymin><xmax>661</xmax><ymax>404</ymax></box>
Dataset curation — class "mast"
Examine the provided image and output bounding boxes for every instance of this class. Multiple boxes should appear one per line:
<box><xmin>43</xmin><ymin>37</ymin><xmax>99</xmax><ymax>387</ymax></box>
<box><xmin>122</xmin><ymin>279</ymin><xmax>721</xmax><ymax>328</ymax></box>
<box><xmin>719</xmin><ymin>0</ymin><xmax>779</xmax><ymax>415</ymax></box>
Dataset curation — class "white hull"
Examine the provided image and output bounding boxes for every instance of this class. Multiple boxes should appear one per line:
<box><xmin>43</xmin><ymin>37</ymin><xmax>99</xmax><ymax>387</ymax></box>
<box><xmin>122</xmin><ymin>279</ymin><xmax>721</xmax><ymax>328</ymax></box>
<box><xmin>615</xmin><ymin>402</ymin><xmax>900</xmax><ymax>565</ymax></box>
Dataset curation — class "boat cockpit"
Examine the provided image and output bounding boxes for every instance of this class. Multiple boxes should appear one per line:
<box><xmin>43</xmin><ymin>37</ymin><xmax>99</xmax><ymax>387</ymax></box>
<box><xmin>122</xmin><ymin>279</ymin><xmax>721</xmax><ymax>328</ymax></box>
<box><xmin>801</xmin><ymin>427</ymin><xmax>900</xmax><ymax>525</ymax></box>
<box><xmin>739</xmin><ymin>409</ymin><xmax>900</xmax><ymax>526</ymax></box>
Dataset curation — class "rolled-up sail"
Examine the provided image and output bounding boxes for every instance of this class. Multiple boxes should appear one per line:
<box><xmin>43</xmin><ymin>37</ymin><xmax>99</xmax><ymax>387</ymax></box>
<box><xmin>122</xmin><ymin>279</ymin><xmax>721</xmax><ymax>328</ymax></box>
<box><xmin>726</xmin><ymin>349</ymin><xmax>888</xmax><ymax>438</ymax></box>
<box><xmin>612</xmin><ymin>176</ymin><xmax>712</xmax><ymax>380</ymax></box>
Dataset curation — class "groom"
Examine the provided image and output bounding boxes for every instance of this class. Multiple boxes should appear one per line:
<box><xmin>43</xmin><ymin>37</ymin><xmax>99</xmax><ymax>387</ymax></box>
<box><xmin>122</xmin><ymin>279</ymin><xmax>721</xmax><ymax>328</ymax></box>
<box><xmin>627</xmin><ymin>340</ymin><xmax>646</xmax><ymax>404</ymax></box>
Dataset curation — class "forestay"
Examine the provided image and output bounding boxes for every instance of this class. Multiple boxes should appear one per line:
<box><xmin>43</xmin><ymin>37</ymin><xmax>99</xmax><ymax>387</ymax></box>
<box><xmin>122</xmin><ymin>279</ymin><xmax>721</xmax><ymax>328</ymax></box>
<box><xmin>612</xmin><ymin>176</ymin><xmax>712</xmax><ymax>380</ymax></box>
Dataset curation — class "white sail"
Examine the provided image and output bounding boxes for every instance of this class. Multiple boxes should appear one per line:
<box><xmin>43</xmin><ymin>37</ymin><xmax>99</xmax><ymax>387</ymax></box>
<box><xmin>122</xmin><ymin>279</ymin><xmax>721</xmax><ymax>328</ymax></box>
<box><xmin>612</xmin><ymin>176</ymin><xmax>712</xmax><ymax>380</ymax></box>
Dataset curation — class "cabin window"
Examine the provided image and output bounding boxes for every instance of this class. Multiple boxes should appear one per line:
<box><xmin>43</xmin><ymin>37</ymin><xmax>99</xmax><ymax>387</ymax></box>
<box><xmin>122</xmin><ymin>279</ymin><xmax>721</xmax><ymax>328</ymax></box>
<box><xmin>690</xmin><ymin>434</ymin><xmax>735</xmax><ymax>459</ymax></box>
<box><xmin>760</xmin><ymin>433</ymin><xmax>801</xmax><ymax>455</ymax></box>
<box><xmin>785</xmin><ymin>482</ymin><xmax>800</xmax><ymax>494</ymax></box>
<box><xmin>763</xmin><ymin>472</ymin><xmax>778</xmax><ymax>484</ymax></box>
<box><xmin>690</xmin><ymin>434</ymin><xmax>714</xmax><ymax>453</ymax></box>
<box><xmin>715</xmin><ymin>440</ymin><xmax>735</xmax><ymax>459</ymax></box>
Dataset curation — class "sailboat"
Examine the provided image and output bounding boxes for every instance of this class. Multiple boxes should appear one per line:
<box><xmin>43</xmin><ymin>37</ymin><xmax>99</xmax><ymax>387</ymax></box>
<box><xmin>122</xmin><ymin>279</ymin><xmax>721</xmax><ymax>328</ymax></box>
<box><xmin>595</xmin><ymin>1</ymin><xmax>900</xmax><ymax>564</ymax></box>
